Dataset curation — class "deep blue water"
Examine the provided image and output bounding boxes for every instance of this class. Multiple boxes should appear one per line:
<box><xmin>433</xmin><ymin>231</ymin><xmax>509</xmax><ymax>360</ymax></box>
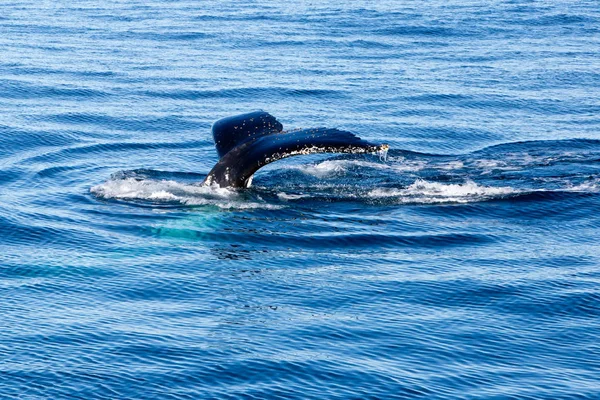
<box><xmin>2</xmin><ymin>1</ymin><xmax>600</xmax><ymax>398</ymax></box>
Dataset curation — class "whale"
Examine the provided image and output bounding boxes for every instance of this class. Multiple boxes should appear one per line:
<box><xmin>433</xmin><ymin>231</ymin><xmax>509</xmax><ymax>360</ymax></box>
<box><xmin>203</xmin><ymin>111</ymin><xmax>388</xmax><ymax>188</ymax></box>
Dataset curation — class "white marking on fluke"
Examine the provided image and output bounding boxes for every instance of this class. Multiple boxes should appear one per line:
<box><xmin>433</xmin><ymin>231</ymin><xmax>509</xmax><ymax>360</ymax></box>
<box><xmin>377</xmin><ymin>144</ymin><xmax>389</xmax><ymax>162</ymax></box>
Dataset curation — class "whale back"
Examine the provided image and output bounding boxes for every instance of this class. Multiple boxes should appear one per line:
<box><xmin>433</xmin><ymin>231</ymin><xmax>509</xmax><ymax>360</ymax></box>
<box><xmin>211</xmin><ymin>111</ymin><xmax>283</xmax><ymax>158</ymax></box>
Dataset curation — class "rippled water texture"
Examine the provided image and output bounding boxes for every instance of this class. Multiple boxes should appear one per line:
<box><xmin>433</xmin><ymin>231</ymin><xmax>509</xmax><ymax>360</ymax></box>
<box><xmin>2</xmin><ymin>1</ymin><xmax>600</xmax><ymax>398</ymax></box>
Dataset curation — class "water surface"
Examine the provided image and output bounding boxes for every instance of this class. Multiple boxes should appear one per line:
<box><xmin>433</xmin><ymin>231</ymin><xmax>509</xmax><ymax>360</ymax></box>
<box><xmin>1</xmin><ymin>1</ymin><xmax>600</xmax><ymax>398</ymax></box>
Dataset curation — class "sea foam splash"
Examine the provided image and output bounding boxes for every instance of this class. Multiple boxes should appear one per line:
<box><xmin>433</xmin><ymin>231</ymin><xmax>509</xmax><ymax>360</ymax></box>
<box><xmin>90</xmin><ymin>177</ymin><xmax>282</xmax><ymax>209</ymax></box>
<box><xmin>564</xmin><ymin>178</ymin><xmax>600</xmax><ymax>193</ymax></box>
<box><xmin>295</xmin><ymin>158</ymin><xmax>425</xmax><ymax>178</ymax></box>
<box><xmin>368</xmin><ymin>179</ymin><xmax>518</xmax><ymax>204</ymax></box>
<box><xmin>277</xmin><ymin>192</ymin><xmax>310</xmax><ymax>201</ymax></box>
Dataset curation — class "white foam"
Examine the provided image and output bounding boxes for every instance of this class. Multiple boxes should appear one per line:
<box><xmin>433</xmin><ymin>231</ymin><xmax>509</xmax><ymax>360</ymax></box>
<box><xmin>148</xmin><ymin>190</ymin><xmax>178</xmax><ymax>200</ymax></box>
<box><xmin>438</xmin><ymin>161</ymin><xmax>464</xmax><ymax>170</ymax></box>
<box><xmin>295</xmin><ymin>158</ymin><xmax>424</xmax><ymax>178</ymax></box>
<box><xmin>90</xmin><ymin>177</ymin><xmax>282</xmax><ymax>210</ymax></box>
<box><xmin>277</xmin><ymin>192</ymin><xmax>310</xmax><ymax>201</ymax></box>
<box><xmin>368</xmin><ymin>179</ymin><xmax>517</xmax><ymax>204</ymax></box>
<box><xmin>473</xmin><ymin>159</ymin><xmax>503</xmax><ymax>168</ymax></box>
<box><xmin>564</xmin><ymin>178</ymin><xmax>600</xmax><ymax>193</ymax></box>
<box><xmin>296</xmin><ymin>160</ymin><xmax>347</xmax><ymax>178</ymax></box>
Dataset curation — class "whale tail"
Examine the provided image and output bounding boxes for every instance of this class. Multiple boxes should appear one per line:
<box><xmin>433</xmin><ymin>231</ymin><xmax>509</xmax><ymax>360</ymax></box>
<box><xmin>211</xmin><ymin>110</ymin><xmax>283</xmax><ymax>158</ymax></box>
<box><xmin>204</xmin><ymin>111</ymin><xmax>388</xmax><ymax>188</ymax></box>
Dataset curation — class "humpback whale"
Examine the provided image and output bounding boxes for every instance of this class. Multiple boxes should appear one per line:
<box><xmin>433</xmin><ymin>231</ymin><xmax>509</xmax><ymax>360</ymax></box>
<box><xmin>204</xmin><ymin>111</ymin><xmax>388</xmax><ymax>188</ymax></box>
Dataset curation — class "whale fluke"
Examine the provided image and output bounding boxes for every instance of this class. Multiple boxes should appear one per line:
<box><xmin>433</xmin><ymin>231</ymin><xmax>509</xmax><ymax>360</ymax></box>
<box><xmin>211</xmin><ymin>110</ymin><xmax>283</xmax><ymax>158</ymax></box>
<box><xmin>204</xmin><ymin>111</ymin><xmax>388</xmax><ymax>188</ymax></box>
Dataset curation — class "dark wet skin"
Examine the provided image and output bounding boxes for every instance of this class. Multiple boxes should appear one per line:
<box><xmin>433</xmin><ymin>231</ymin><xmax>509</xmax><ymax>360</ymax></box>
<box><xmin>204</xmin><ymin>111</ymin><xmax>388</xmax><ymax>188</ymax></box>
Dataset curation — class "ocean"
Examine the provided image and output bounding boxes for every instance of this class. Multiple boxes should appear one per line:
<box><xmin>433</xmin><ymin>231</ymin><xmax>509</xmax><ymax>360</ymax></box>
<box><xmin>1</xmin><ymin>1</ymin><xmax>600</xmax><ymax>398</ymax></box>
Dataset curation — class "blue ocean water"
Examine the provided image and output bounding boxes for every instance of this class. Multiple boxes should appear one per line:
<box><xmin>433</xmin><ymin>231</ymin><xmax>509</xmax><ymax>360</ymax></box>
<box><xmin>1</xmin><ymin>0</ymin><xmax>600</xmax><ymax>398</ymax></box>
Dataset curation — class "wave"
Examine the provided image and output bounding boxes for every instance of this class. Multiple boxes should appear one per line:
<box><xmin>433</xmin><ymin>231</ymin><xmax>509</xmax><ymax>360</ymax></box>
<box><xmin>90</xmin><ymin>175</ymin><xmax>282</xmax><ymax>210</ymax></box>
<box><xmin>0</xmin><ymin>79</ymin><xmax>111</xmax><ymax>100</ymax></box>
<box><xmin>564</xmin><ymin>178</ymin><xmax>600</xmax><ymax>193</ymax></box>
<box><xmin>473</xmin><ymin>138</ymin><xmax>600</xmax><ymax>154</ymax></box>
<box><xmin>367</xmin><ymin>180</ymin><xmax>518</xmax><ymax>204</ymax></box>
<box><xmin>25</xmin><ymin>140</ymin><xmax>209</xmax><ymax>164</ymax></box>
<box><xmin>277</xmin><ymin>192</ymin><xmax>310</xmax><ymax>201</ymax></box>
<box><xmin>291</xmin><ymin>158</ymin><xmax>426</xmax><ymax>178</ymax></box>
<box><xmin>92</xmin><ymin>172</ymin><xmax>522</xmax><ymax>208</ymax></box>
<box><xmin>90</xmin><ymin>138</ymin><xmax>600</xmax><ymax>209</ymax></box>
<box><xmin>34</xmin><ymin>113</ymin><xmax>207</xmax><ymax>132</ymax></box>
<box><xmin>140</xmin><ymin>87</ymin><xmax>344</xmax><ymax>101</ymax></box>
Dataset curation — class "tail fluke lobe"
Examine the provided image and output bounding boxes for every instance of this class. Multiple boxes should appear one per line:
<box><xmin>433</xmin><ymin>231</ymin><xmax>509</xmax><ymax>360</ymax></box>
<box><xmin>211</xmin><ymin>111</ymin><xmax>283</xmax><ymax>158</ymax></box>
